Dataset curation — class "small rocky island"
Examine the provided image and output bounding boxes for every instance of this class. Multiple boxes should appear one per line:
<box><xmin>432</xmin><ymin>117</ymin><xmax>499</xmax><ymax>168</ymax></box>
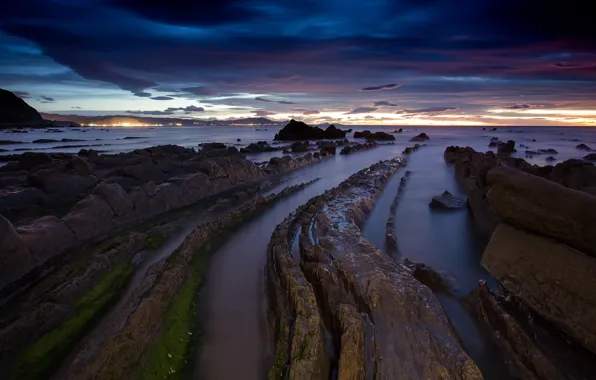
<box><xmin>274</xmin><ymin>119</ymin><xmax>347</xmax><ymax>140</ymax></box>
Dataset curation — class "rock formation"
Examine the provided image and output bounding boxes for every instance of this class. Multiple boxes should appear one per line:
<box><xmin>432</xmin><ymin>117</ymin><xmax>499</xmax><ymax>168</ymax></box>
<box><xmin>0</xmin><ymin>145</ymin><xmax>330</xmax><ymax>291</ymax></box>
<box><xmin>429</xmin><ymin>190</ymin><xmax>467</xmax><ymax>209</ymax></box>
<box><xmin>267</xmin><ymin>159</ymin><xmax>483</xmax><ymax>379</ymax></box>
<box><xmin>353</xmin><ymin>130</ymin><xmax>395</xmax><ymax>140</ymax></box>
<box><xmin>0</xmin><ymin>88</ymin><xmax>43</xmax><ymax>125</ymax></box>
<box><xmin>274</xmin><ymin>119</ymin><xmax>346</xmax><ymax>140</ymax></box>
<box><xmin>446</xmin><ymin>146</ymin><xmax>596</xmax><ymax>378</ymax></box>
<box><xmin>339</xmin><ymin>141</ymin><xmax>377</xmax><ymax>154</ymax></box>
<box><xmin>410</xmin><ymin>132</ymin><xmax>430</xmax><ymax>141</ymax></box>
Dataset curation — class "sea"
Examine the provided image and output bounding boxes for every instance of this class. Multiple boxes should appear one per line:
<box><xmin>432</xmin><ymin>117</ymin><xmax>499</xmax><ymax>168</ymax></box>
<box><xmin>3</xmin><ymin>125</ymin><xmax>595</xmax><ymax>379</ymax></box>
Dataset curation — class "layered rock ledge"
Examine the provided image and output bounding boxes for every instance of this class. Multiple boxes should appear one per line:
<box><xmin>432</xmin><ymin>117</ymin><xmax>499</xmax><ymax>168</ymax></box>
<box><xmin>0</xmin><ymin>145</ymin><xmax>331</xmax><ymax>291</ymax></box>
<box><xmin>266</xmin><ymin>158</ymin><xmax>482</xmax><ymax>379</ymax></box>
<box><xmin>445</xmin><ymin>146</ymin><xmax>596</xmax><ymax>378</ymax></box>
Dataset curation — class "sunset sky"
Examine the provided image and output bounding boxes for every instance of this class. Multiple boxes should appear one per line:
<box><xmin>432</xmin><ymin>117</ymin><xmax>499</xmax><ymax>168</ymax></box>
<box><xmin>1</xmin><ymin>0</ymin><xmax>595</xmax><ymax>126</ymax></box>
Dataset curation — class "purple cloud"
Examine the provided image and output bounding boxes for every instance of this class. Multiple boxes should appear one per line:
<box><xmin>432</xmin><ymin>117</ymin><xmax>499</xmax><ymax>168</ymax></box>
<box><xmin>360</xmin><ymin>84</ymin><xmax>401</xmax><ymax>92</ymax></box>
<box><xmin>396</xmin><ymin>107</ymin><xmax>458</xmax><ymax>114</ymax></box>
<box><xmin>345</xmin><ymin>107</ymin><xmax>378</xmax><ymax>114</ymax></box>
<box><xmin>374</xmin><ymin>101</ymin><xmax>398</xmax><ymax>107</ymax></box>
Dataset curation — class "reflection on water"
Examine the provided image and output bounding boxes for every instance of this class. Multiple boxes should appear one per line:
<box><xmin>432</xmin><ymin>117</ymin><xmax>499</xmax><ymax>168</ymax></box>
<box><xmin>4</xmin><ymin>125</ymin><xmax>593</xmax><ymax>379</ymax></box>
<box><xmin>194</xmin><ymin>126</ymin><xmax>593</xmax><ymax>380</ymax></box>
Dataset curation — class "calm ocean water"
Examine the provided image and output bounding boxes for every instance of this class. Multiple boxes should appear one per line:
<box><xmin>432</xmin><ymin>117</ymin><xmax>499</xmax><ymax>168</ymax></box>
<box><xmin>3</xmin><ymin>124</ymin><xmax>594</xmax><ymax>379</ymax></box>
<box><xmin>2</xmin><ymin>125</ymin><xmax>596</xmax><ymax>167</ymax></box>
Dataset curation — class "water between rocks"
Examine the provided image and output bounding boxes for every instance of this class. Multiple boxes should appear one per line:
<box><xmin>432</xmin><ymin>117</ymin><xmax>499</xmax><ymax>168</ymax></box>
<box><xmin>194</xmin><ymin>127</ymin><xmax>595</xmax><ymax>380</ymax></box>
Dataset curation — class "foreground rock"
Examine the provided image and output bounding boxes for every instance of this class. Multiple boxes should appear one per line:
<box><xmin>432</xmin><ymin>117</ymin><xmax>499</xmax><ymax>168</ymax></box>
<box><xmin>465</xmin><ymin>280</ymin><xmax>595</xmax><ymax>380</ymax></box>
<box><xmin>267</xmin><ymin>159</ymin><xmax>482</xmax><ymax>379</ymax></box>
<box><xmin>429</xmin><ymin>190</ymin><xmax>467</xmax><ymax>209</ymax></box>
<box><xmin>274</xmin><ymin>119</ymin><xmax>346</xmax><ymax>140</ymax></box>
<box><xmin>482</xmin><ymin>223</ymin><xmax>596</xmax><ymax>355</ymax></box>
<box><xmin>497</xmin><ymin>140</ymin><xmax>516</xmax><ymax>155</ymax></box>
<box><xmin>353</xmin><ymin>130</ymin><xmax>395</xmax><ymax>140</ymax></box>
<box><xmin>486</xmin><ymin>167</ymin><xmax>596</xmax><ymax>257</ymax></box>
<box><xmin>54</xmin><ymin>181</ymin><xmax>318</xmax><ymax>380</ymax></box>
<box><xmin>0</xmin><ymin>145</ymin><xmax>330</xmax><ymax>291</ymax></box>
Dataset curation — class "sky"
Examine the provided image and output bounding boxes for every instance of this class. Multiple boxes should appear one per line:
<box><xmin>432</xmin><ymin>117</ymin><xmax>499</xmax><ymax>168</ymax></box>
<box><xmin>1</xmin><ymin>0</ymin><xmax>595</xmax><ymax>126</ymax></box>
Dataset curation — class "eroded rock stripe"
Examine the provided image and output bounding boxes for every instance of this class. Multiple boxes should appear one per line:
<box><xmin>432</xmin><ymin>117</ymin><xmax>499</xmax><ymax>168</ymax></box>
<box><xmin>267</xmin><ymin>158</ymin><xmax>483</xmax><ymax>380</ymax></box>
<box><xmin>385</xmin><ymin>170</ymin><xmax>411</xmax><ymax>255</ymax></box>
<box><xmin>60</xmin><ymin>179</ymin><xmax>318</xmax><ymax>380</ymax></box>
<box><xmin>0</xmin><ymin>146</ymin><xmax>332</xmax><ymax>291</ymax></box>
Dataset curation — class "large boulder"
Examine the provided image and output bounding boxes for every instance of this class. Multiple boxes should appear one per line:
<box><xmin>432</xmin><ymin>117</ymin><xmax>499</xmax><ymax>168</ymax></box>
<box><xmin>0</xmin><ymin>88</ymin><xmax>43</xmax><ymax>124</ymax></box>
<box><xmin>0</xmin><ymin>187</ymin><xmax>48</xmax><ymax>215</ymax></box>
<box><xmin>486</xmin><ymin>166</ymin><xmax>596</xmax><ymax>257</ymax></box>
<box><xmin>18</xmin><ymin>152</ymin><xmax>53</xmax><ymax>171</ymax></box>
<box><xmin>354</xmin><ymin>130</ymin><xmax>395</xmax><ymax>141</ymax></box>
<box><xmin>17</xmin><ymin>215</ymin><xmax>77</xmax><ymax>261</ymax></box>
<box><xmin>548</xmin><ymin>159</ymin><xmax>596</xmax><ymax>192</ymax></box>
<box><xmin>169</xmin><ymin>172</ymin><xmax>211</xmax><ymax>204</ymax></box>
<box><xmin>62</xmin><ymin>195</ymin><xmax>115</xmax><ymax>240</ymax></box>
<box><xmin>291</xmin><ymin>141</ymin><xmax>309</xmax><ymax>152</ymax></box>
<box><xmin>410</xmin><ymin>133</ymin><xmax>430</xmax><ymax>142</ymax></box>
<box><xmin>274</xmin><ymin>119</ymin><xmax>326</xmax><ymax>140</ymax></box>
<box><xmin>429</xmin><ymin>190</ymin><xmax>467</xmax><ymax>209</ymax></box>
<box><xmin>93</xmin><ymin>183</ymin><xmax>134</xmax><ymax>217</ymax></box>
<box><xmin>497</xmin><ymin>140</ymin><xmax>516</xmax><ymax>154</ymax></box>
<box><xmin>69</xmin><ymin>155</ymin><xmax>93</xmax><ymax>176</ymax></box>
<box><xmin>482</xmin><ymin>223</ymin><xmax>596</xmax><ymax>354</ymax></box>
<box><xmin>0</xmin><ymin>214</ymin><xmax>34</xmax><ymax>288</ymax></box>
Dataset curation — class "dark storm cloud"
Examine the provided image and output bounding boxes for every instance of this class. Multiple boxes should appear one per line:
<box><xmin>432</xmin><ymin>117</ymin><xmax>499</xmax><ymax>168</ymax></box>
<box><xmin>396</xmin><ymin>107</ymin><xmax>458</xmax><ymax>114</ymax></box>
<box><xmin>40</xmin><ymin>96</ymin><xmax>55</xmax><ymax>103</ymax></box>
<box><xmin>253</xmin><ymin>110</ymin><xmax>277</xmax><ymax>116</ymax></box>
<box><xmin>127</xmin><ymin>110</ymin><xmax>175</xmax><ymax>115</ymax></box>
<box><xmin>345</xmin><ymin>107</ymin><xmax>377</xmax><ymax>114</ymax></box>
<box><xmin>255</xmin><ymin>97</ymin><xmax>296</xmax><ymax>105</ymax></box>
<box><xmin>374</xmin><ymin>101</ymin><xmax>398</xmax><ymax>107</ymax></box>
<box><xmin>502</xmin><ymin>104</ymin><xmax>544</xmax><ymax>110</ymax></box>
<box><xmin>150</xmin><ymin>96</ymin><xmax>174</xmax><ymax>101</ymax></box>
<box><xmin>106</xmin><ymin>0</ymin><xmax>262</xmax><ymax>26</ymax></box>
<box><xmin>127</xmin><ymin>105</ymin><xmax>204</xmax><ymax>115</ymax></box>
<box><xmin>360</xmin><ymin>84</ymin><xmax>400</xmax><ymax>92</ymax></box>
<box><xmin>1</xmin><ymin>0</ymin><xmax>596</xmax><ymax>119</ymax></box>
<box><xmin>181</xmin><ymin>86</ymin><xmax>216</xmax><ymax>96</ymax></box>
<box><xmin>267</xmin><ymin>73</ymin><xmax>300</xmax><ymax>80</ymax></box>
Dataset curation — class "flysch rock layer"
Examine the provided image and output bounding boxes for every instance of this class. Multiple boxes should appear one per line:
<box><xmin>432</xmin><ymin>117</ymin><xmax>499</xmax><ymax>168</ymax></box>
<box><xmin>482</xmin><ymin>223</ymin><xmax>596</xmax><ymax>356</ymax></box>
<box><xmin>0</xmin><ymin>148</ymin><xmax>331</xmax><ymax>291</ymax></box>
<box><xmin>267</xmin><ymin>158</ymin><xmax>483</xmax><ymax>380</ymax></box>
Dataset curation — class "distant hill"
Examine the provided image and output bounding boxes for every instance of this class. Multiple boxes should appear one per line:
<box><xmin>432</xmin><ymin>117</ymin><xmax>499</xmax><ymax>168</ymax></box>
<box><xmin>0</xmin><ymin>88</ymin><xmax>43</xmax><ymax>124</ymax></box>
<box><xmin>40</xmin><ymin>113</ymin><xmax>285</xmax><ymax>127</ymax></box>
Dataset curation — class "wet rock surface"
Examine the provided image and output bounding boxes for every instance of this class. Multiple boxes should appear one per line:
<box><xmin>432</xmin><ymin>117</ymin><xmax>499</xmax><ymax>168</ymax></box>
<box><xmin>446</xmin><ymin>145</ymin><xmax>596</xmax><ymax>378</ymax></box>
<box><xmin>385</xmin><ymin>170</ymin><xmax>410</xmax><ymax>254</ymax></box>
<box><xmin>465</xmin><ymin>280</ymin><xmax>595</xmax><ymax>380</ymax></box>
<box><xmin>482</xmin><ymin>223</ymin><xmax>596</xmax><ymax>355</ymax></box>
<box><xmin>267</xmin><ymin>159</ymin><xmax>483</xmax><ymax>380</ymax></box>
<box><xmin>0</xmin><ymin>144</ymin><xmax>329</xmax><ymax>292</ymax></box>
<box><xmin>339</xmin><ymin>141</ymin><xmax>377</xmax><ymax>155</ymax></box>
<box><xmin>429</xmin><ymin>190</ymin><xmax>467</xmax><ymax>209</ymax></box>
